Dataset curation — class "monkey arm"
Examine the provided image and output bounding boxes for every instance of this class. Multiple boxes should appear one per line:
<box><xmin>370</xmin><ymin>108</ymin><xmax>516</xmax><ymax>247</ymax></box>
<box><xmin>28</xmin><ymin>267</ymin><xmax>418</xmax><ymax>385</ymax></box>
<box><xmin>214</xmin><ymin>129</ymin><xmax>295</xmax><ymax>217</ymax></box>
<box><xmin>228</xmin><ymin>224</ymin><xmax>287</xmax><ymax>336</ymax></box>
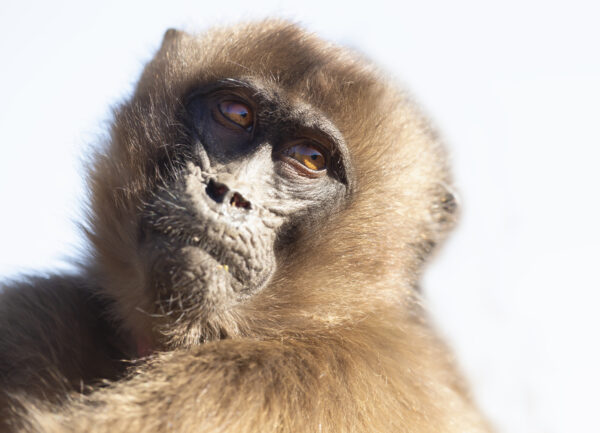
<box><xmin>0</xmin><ymin>276</ymin><xmax>126</xmax><ymax>410</ymax></box>
<box><xmin>21</xmin><ymin>338</ymin><xmax>358</xmax><ymax>432</ymax></box>
<box><xmin>18</xmin><ymin>323</ymin><xmax>489</xmax><ymax>433</ymax></box>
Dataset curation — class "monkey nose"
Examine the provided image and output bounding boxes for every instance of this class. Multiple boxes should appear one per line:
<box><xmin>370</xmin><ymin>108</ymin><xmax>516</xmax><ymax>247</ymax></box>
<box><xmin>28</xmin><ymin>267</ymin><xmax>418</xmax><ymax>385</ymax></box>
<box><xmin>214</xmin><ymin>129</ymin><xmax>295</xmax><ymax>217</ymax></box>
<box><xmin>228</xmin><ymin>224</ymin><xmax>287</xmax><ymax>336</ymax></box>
<box><xmin>206</xmin><ymin>179</ymin><xmax>252</xmax><ymax>210</ymax></box>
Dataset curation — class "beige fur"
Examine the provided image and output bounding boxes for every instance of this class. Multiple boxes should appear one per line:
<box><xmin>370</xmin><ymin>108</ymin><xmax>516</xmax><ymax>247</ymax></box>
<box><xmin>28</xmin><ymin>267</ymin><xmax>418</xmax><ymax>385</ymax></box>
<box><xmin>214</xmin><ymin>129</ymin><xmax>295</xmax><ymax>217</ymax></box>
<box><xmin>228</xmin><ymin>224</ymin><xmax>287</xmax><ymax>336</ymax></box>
<box><xmin>0</xmin><ymin>20</ymin><xmax>492</xmax><ymax>432</ymax></box>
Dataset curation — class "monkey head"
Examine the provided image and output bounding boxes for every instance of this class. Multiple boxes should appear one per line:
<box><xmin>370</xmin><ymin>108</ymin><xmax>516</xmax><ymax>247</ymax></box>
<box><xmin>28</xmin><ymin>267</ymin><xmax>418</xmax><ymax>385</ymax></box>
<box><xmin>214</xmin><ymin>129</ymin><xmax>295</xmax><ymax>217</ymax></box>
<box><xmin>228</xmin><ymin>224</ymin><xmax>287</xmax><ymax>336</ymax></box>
<box><xmin>85</xmin><ymin>22</ymin><xmax>456</xmax><ymax>350</ymax></box>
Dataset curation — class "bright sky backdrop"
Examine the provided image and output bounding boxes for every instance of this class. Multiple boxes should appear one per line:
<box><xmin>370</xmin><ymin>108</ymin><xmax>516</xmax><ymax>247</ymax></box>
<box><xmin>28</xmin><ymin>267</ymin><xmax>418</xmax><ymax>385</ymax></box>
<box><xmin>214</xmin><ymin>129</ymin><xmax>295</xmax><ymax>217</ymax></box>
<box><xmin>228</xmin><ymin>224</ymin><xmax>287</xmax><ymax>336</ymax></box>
<box><xmin>1</xmin><ymin>1</ymin><xmax>599</xmax><ymax>432</ymax></box>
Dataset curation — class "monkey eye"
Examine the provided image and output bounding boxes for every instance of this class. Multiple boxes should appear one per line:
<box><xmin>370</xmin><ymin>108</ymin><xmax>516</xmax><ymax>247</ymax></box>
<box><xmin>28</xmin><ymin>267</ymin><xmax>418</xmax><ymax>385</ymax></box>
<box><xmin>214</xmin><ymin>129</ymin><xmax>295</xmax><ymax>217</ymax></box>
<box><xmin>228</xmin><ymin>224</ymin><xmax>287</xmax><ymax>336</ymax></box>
<box><xmin>218</xmin><ymin>101</ymin><xmax>253</xmax><ymax>130</ymax></box>
<box><xmin>282</xmin><ymin>143</ymin><xmax>327</xmax><ymax>171</ymax></box>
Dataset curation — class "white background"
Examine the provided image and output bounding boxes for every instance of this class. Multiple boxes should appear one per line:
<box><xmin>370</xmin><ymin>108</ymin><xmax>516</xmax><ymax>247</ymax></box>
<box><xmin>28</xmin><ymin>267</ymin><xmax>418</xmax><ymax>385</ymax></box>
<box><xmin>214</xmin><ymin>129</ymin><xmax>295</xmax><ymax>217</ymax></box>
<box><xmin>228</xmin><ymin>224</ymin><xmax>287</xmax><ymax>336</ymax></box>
<box><xmin>1</xmin><ymin>1</ymin><xmax>598</xmax><ymax>432</ymax></box>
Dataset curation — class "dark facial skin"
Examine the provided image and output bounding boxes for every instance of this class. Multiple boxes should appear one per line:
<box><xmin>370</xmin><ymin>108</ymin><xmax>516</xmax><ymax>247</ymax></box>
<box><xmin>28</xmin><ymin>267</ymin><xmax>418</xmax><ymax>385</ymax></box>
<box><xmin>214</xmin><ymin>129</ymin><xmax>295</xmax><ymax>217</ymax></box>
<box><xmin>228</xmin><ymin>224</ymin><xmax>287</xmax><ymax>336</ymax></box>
<box><xmin>139</xmin><ymin>78</ymin><xmax>352</xmax><ymax>330</ymax></box>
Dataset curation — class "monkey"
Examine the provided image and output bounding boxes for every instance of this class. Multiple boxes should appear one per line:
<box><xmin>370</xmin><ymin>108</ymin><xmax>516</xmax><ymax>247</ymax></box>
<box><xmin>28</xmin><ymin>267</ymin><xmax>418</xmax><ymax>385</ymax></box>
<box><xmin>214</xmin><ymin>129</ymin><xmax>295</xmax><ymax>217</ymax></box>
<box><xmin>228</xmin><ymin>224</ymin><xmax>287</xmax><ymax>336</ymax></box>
<box><xmin>0</xmin><ymin>20</ymin><xmax>492</xmax><ymax>433</ymax></box>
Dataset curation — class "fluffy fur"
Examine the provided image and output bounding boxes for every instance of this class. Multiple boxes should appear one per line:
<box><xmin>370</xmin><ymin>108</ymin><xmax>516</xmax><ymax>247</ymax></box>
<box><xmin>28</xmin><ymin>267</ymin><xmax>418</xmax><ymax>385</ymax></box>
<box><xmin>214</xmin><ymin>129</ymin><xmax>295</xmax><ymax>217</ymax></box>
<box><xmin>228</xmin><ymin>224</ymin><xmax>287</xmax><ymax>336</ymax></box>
<box><xmin>0</xmin><ymin>20</ymin><xmax>491</xmax><ymax>432</ymax></box>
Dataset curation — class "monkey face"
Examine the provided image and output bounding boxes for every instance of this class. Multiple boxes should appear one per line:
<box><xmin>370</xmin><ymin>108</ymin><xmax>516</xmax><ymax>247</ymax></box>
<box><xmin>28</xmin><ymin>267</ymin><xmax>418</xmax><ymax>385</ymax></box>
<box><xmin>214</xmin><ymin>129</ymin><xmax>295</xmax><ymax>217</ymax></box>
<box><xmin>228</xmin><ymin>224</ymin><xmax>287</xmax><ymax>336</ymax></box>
<box><xmin>87</xmin><ymin>24</ymin><xmax>454</xmax><ymax>349</ymax></box>
<box><xmin>134</xmin><ymin>77</ymin><xmax>352</xmax><ymax>339</ymax></box>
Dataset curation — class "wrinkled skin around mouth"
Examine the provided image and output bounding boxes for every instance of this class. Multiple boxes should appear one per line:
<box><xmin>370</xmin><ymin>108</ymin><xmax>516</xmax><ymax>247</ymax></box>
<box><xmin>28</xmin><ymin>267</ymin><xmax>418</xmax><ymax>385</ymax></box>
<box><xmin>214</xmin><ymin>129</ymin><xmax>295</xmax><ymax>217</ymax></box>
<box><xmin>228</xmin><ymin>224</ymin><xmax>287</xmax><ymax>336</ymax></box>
<box><xmin>139</xmin><ymin>164</ymin><xmax>281</xmax><ymax>324</ymax></box>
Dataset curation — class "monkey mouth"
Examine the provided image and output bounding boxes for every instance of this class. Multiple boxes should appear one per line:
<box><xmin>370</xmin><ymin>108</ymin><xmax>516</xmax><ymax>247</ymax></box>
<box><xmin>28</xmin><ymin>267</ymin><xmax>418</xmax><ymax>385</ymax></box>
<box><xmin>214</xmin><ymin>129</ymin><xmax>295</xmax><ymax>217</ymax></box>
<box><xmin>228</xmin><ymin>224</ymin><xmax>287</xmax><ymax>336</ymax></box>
<box><xmin>141</xmin><ymin>224</ymin><xmax>262</xmax><ymax>291</ymax></box>
<box><xmin>139</xmin><ymin>205</ymin><xmax>276</xmax><ymax>303</ymax></box>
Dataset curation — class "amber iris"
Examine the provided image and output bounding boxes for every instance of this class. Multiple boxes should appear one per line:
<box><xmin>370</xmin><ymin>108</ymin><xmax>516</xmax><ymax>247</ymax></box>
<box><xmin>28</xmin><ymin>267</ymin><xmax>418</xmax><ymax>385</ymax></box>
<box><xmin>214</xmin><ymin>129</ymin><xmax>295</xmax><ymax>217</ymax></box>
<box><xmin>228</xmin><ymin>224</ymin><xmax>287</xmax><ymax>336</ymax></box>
<box><xmin>218</xmin><ymin>101</ymin><xmax>253</xmax><ymax>129</ymax></box>
<box><xmin>284</xmin><ymin>143</ymin><xmax>326</xmax><ymax>171</ymax></box>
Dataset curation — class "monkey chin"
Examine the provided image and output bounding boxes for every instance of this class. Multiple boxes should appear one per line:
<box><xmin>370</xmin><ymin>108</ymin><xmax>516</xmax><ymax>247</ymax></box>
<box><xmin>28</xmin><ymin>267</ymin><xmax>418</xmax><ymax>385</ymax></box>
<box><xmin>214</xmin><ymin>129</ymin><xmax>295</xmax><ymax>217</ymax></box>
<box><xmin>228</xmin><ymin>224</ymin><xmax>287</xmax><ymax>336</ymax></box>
<box><xmin>136</xmin><ymin>238</ymin><xmax>272</xmax><ymax>344</ymax></box>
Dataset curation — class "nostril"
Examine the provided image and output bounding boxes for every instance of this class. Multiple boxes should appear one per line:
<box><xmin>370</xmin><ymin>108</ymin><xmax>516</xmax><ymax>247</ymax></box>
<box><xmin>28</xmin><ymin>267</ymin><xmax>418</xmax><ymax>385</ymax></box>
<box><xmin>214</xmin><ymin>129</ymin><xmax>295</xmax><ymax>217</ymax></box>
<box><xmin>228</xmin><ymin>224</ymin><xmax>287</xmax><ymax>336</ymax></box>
<box><xmin>230</xmin><ymin>192</ymin><xmax>251</xmax><ymax>210</ymax></box>
<box><xmin>206</xmin><ymin>179</ymin><xmax>252</xmax><ymax>210</ymax></box>
<box><xmin>206</xmin><ymin>179</ymin><xmax>229</xmax><ymax>203</ymax></box>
